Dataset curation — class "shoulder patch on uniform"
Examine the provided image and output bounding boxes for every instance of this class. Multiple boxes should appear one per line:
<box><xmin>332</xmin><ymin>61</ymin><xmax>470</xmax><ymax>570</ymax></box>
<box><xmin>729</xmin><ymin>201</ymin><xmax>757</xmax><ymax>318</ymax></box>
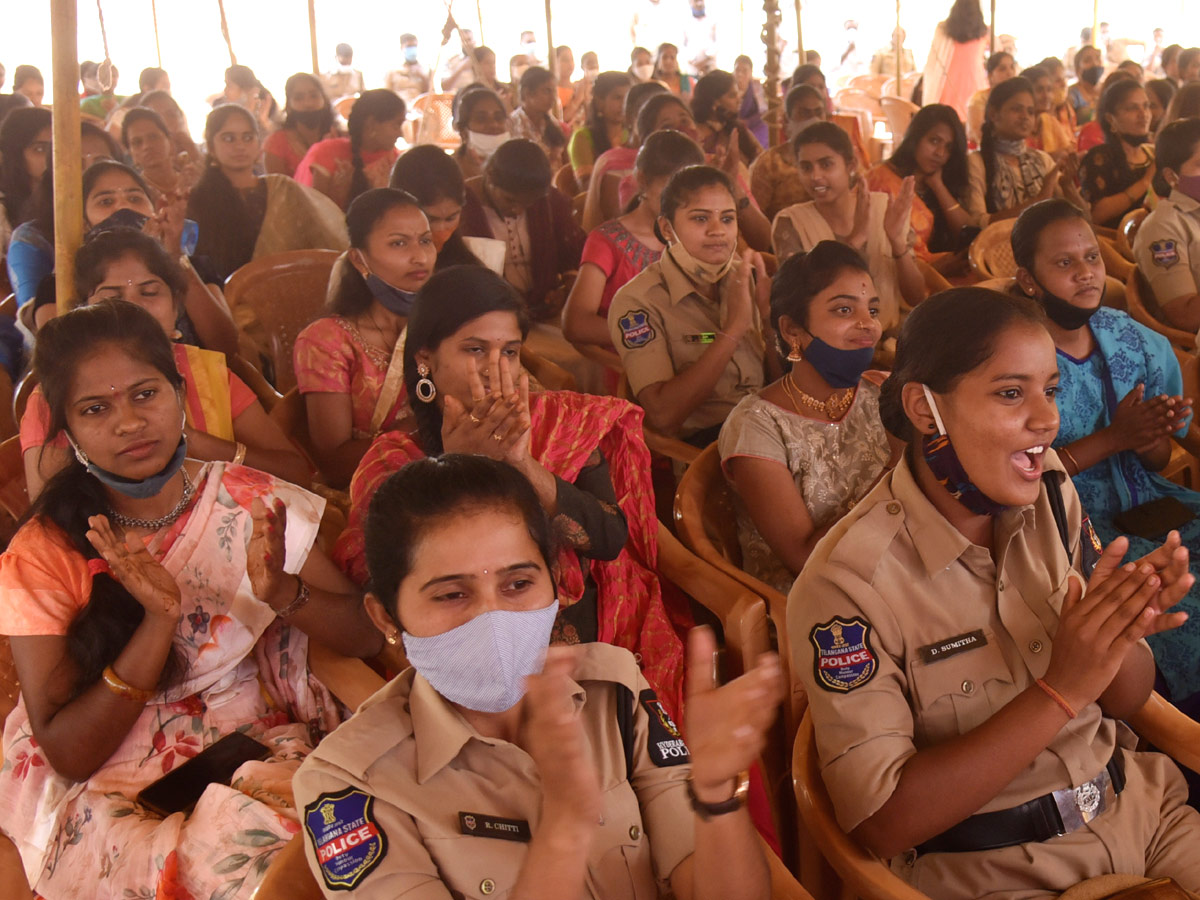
<box><xmin>1080</xmin><ymin>512</ymin><xmax>1102</xmax><ymax>578</ymax></box>
<box><xmin>618</xmin><ymin>309</ymin><xmax>656</xmax><ymax>349</ymax></box>
<box><xmin>639</xmin><ymin>688</ymin><xmax>690</xmax><ymax>766</ymax></box>
<box><xmin>303</xmin><ymin>787</ymin><xmax>388</xmax><ymax>891</ymax></box>
<box><xmin>810</xmin><ymin>617</ymin><xmax>878</xmax><ymax>693</ymax></box>
<box><xmin>1151</xmin><ymin>239</ymin><xmax>1180</xmax><ymax>268</ymax></box>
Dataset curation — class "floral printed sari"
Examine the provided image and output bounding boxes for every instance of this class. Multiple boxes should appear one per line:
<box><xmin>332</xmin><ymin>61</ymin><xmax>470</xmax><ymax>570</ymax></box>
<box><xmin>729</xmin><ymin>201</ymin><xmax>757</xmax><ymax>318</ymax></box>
<box><xmin>0</xmin><ymin>463</ymin><xmax>337</xmax><ymax>900</ymax></box>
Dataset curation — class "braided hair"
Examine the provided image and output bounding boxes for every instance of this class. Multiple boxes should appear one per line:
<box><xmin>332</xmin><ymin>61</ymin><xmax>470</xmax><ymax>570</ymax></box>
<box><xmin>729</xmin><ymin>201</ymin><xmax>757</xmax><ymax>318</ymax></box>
<box><xmin>346</xmin><ymin>89</ymin><xmax>406</xmax><ymax>209</ymax></box>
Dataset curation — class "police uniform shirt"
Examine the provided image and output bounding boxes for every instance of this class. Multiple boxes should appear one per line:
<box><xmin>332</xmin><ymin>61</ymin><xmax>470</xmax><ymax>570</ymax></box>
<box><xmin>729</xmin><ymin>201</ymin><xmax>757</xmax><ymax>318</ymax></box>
<box><xmin>1133</xmin><ymin>189</ymin><xmax>1200</xmax><ymax>311</ymax></box>
<box><xmin>789</xmin><ymin>451</ymin><xmax>1200</xmax><ymax>899</ymax></box>
<box><xmin>607</xmin><ymin>251</ymin><xmax>767</xmax><ymax>438</ymax></box>
<box><xmin>293</xmin><ymin>642</ymin><xmax>695</xmax><ymax>900</ymax></box>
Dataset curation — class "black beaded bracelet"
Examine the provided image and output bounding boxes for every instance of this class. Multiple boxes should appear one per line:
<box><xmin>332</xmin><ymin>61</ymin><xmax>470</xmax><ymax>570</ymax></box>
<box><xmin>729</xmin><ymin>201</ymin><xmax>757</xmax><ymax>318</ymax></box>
<box><xmin>686</xmin><ymin>770</ymin><xmax>751</xmax><ymax>820</ymax></box>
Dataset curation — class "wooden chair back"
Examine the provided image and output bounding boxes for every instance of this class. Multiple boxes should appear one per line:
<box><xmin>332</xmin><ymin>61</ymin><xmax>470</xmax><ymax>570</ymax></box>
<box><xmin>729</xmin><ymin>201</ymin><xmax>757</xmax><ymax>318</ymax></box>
<box><xmin>968</xmin><ymin>219</ymin><xmax>1018</xmax><ymax>279</ymax></box>
<box><xmin>1116</xmin><ymin>208</ymin><xmax>1148</xmax><ymax>263</ymax></box>
<box><xmin>227</xmin><ymin>355</ymin><xmax>283</xmax><ymax>413</ymax></box>
<box><xmin>1097</xmin><ymin>235</ymin><xmax>1134</xmax><ymax>283</ymax></box>
<box><xmin>615</xmin><ymin>374</ymin><xmax>701</xmax><ymax>466</ymax></box>
<box><xmin>412</xmin><ymin>93</ymin><xmax>461</xmax><ymax>150</ymax></box>
<box><xmin>0</xmin><ymin>294</ymin><xmax>15</xmax><ymax>319</ymax></box>
<box><xmin>1125</xmin><ymin>268</ymin><xmax>1196</xmax><ymax>351</ymax></box>
<box><xmin>224</xmin><ymin>249</ymin><xmax>341</xmax><ymax>392</ymax></box>
<box><xmin>520</xmin><ymin>346</ymin><xmax>578</xmax><ymax>392</ymax></box>
<box><xmin>879</xmin><ymin>96</ymin><xmax>919</xmax><ymax>140</ymax></box>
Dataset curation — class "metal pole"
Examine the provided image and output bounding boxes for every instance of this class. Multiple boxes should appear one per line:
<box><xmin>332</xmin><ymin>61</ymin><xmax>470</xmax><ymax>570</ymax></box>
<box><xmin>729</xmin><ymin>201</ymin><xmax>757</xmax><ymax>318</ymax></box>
<box><xmin>51</xmin><ymin>0</ymin><xmax>83</xmax><ymax>315</ymax></box>
<box><xmin>308</xmin><ymin>0</ymin><xmax>319</xmax><ymax>76</ymax></box>
<box><xmin>544</xmin><ymin>0</ymin><xmax>554</xmax><ymax>79</ymax></box>
<box><xmin>1092</xmin><ymin>0</ymin><xmax>1100</xmax><ymax>49</ymax></box>
<box><xmin>989</xmin><ymin>0</ymin><xmax>996</xmax><ymax>55</ymax></box>
<box><xmin>151</xmin><ymin>0</ymin><xmax>162</xmax><ymax>68</ymax></box>
<box><xmin>894</xmin><ymin>0</ymin><xmax>902</xmax><ymax>96</ymax></box>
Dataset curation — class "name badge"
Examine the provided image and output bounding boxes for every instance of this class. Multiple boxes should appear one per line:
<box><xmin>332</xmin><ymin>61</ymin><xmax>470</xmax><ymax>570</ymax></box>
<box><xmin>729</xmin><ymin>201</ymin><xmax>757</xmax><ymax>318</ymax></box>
<box><xmin>683</xmin><ymin>332</ymin><xmax>717</xmax><ymax>344</ymax></box>
<box><xmin>459</xmin><ymin>812</ymin><xmax>532</xmax><ymax>842</ymax></box>
<box><xmin>918</xmin><ymin>630</ymin><xmax>987</xmax><ymax>664</ymax></box>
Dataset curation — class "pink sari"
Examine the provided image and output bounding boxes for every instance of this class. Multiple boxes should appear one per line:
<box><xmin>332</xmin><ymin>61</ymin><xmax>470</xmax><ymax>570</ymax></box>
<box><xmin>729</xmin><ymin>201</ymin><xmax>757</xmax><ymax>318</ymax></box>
<box><xmin>0</xmin><ymin>463</ymin><xmax>337</xmax><ymax>900</ymax></box>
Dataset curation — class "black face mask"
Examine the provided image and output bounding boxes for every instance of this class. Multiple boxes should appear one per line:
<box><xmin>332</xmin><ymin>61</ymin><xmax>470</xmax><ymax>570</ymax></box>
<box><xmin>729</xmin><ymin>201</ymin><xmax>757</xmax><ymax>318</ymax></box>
<box><xmin>290</xmin><ymin>108</ymin><xmax>327</xmax><ymax>130</ymax></box>
<box><xmin>1035</xmin><ymin>278</ymin><xmax>1103</xmax><ymax>331</ymax></box>
<box><xmin>1081</xmin><ymin>66</ymin><xmax>1105</xmax><ymax>85</ymax></box>
<box><xmin>1119</xmin><ymin>132</ymin><xmax>1149</xmax><ymax>148</ymax></box>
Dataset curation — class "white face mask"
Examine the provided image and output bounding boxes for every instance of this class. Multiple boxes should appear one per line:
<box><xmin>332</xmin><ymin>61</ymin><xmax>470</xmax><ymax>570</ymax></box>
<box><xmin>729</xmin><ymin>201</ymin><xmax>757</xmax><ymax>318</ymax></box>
<box><xmin>467</xmin><ymin>129</ymin><xmax>511</xmax><ymax>160</ymax></box>
<box><xmin>634</xmin><ymin>63</ymin><xmax>654</xmax><ymax>80</ymax></box>
<box><xmin>402</xmin><ymin>601</ymin><xmax>559</xmax><ymax>712</ymax></box>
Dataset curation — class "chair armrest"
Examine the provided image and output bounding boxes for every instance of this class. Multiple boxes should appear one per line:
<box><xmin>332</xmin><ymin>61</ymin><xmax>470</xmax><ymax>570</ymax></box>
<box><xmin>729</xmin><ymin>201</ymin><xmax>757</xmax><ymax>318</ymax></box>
<box><xmin>644</xmin><ymin>428</ymin><xmax>702</xmax><ymax>465</ymax></box>
<box><xmin>1127</xmin><ymin>690</ymin><xmax>1200</xmax><ymax>774</ymax></box>
<box><xmin>766</xmin><ymin>833</ymin><xmax>815</xmax><ymax>899</ymax></box>
<box><xmin>308</xmin><ymin>641</ymin><xmax>386</xmax><ymax>713</ymax></box>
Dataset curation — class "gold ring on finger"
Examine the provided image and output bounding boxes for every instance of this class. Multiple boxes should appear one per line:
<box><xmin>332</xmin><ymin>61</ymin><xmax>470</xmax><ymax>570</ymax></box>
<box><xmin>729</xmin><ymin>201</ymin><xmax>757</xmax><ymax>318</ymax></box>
<box><xmin>492</xmin><ymin>432</ymin><xmax>504</xmax><ymax>442</ymax></box>
<box><xmin>469</xmin><ymin>414</ymin><xmax>482</xmax><ymax>425</ymax></box>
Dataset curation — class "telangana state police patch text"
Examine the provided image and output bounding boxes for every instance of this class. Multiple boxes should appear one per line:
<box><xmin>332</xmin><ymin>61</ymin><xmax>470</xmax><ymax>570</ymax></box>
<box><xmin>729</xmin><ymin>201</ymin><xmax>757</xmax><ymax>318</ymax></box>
<box><xmin>810</xmin><ymin>616</ymin><xmax>878</xmax><ymax>693</ymax></box>
<box><xmin>303</xmin><ymin>787</ymin><xmax>388</xmax><ymax>891</ymax></box>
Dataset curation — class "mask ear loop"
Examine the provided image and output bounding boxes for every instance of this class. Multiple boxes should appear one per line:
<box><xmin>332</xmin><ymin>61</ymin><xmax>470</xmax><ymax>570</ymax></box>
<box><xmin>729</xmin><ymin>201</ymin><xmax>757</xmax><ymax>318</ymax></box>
<box><xmin>64</xmin><ymin>432</ymin><xmax>90</xmax><ymax>467</ymax></box>
<box><xmin>921</xmin><ymin>384</ymin><xmax>948</xmax><ymax>436</ymax></box>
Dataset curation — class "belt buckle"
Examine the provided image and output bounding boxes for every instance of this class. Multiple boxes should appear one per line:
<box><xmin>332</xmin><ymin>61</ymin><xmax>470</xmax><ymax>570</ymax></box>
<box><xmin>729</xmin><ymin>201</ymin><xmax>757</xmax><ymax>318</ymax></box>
<box><xmin>1051</xmin><ymin>767</ymin><xmax>1112</xmax><ymax>835</ymax></box>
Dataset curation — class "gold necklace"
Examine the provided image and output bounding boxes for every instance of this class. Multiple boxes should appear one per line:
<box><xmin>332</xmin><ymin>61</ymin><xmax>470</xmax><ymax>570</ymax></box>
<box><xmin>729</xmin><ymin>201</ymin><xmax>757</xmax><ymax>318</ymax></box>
<box><xmin>781</xmin><ymin>373</ymin><xmax>855</xmax><ymax>420</ymax></box>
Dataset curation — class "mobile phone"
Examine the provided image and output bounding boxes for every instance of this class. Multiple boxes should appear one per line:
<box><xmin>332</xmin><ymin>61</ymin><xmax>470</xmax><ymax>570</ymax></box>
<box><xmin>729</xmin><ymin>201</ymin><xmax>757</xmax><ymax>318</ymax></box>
<box><xmin>1112</xmin><ymin>497</ymin><xmax>1195</xmax><ymax>540</ymax></box>
<box><xmin>136</xmin><ymin>732</ymin><xmax>270</xmax><ymax>817</ymax></box>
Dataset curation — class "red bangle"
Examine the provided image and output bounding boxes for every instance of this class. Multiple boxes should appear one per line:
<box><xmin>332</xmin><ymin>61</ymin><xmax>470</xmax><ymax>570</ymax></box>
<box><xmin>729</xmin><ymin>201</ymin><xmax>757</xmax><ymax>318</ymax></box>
<box><xmin>1036</xmin><ymin>678</ymin><xmax>1077</xmax><ymax>719</ymax></box>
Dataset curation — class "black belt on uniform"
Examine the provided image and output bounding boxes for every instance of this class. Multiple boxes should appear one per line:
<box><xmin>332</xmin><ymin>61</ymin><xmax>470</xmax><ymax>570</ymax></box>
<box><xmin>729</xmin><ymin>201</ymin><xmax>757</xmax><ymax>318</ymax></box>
<box><xmin>915</xmin><ymin>752</ymin><xmax>1126</xmax><ymax>855</ymax></box>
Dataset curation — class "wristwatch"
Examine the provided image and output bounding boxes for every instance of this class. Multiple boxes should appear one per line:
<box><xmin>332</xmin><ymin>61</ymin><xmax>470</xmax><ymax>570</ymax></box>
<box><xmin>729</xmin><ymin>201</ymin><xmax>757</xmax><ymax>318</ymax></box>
<box><xmin>687</xmin><ymin>770</ymin><xmax>751</xmax><ymax>820</ymax></box>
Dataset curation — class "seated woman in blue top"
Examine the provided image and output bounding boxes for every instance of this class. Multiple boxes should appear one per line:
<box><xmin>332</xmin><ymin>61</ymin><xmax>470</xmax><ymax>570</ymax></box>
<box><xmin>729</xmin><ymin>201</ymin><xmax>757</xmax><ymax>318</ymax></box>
<box><xmin>1013</xmin><ymin>198</ymin><xmax>1200</xmax><ymax>719</ymax></box>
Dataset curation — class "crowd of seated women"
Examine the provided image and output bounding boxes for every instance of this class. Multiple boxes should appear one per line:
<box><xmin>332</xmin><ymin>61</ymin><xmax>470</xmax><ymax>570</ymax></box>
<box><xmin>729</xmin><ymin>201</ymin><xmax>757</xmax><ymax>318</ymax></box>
<box><xmin>3</xmin><ymin>27</ymin><xmax>1200</xmax><ymax>900</ymax></box>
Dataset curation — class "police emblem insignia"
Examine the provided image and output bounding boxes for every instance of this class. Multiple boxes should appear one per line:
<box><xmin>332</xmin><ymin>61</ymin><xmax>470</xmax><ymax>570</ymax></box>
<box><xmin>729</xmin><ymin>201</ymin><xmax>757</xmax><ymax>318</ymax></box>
<box><xmin>1151</xmin><ymin>240</ymin><xmax>1180</xmax><ymax>268</ymax></box>
<box><xmin>1081</xmin><ymin>513</ymin><xmax>1102</xmax><ymax>578</ymax></box>
<box><xmin>304</xmin><ymin>788</ymin><xmax>388</xmax><ymax>891</ymax></box>
<box><xmin>618</xmin><ymin>309</ymin><xmax>656</xmax><ymax>349</ymax></box>
<box><xmin>639</xmin><ymin>689</ymin><xmax>690</xmax><ymax>766</ymax></box>
<box><xmin>810</xmin><ymin>617</ymin><xmax>878</xmax><ymax>693</ymax></box>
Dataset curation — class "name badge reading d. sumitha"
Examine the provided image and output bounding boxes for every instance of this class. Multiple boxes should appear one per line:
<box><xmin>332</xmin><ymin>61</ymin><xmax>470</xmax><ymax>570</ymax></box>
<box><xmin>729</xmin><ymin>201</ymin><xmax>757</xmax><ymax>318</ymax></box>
<box><xmin>917</xmin><ymin>630</ymin><xmax>987</xmax><ymax>664</ymax></box>
<box><xmin>458</xmin><ymin>812</ymin><xmax>532</xmax><ymax>842</ymax></box>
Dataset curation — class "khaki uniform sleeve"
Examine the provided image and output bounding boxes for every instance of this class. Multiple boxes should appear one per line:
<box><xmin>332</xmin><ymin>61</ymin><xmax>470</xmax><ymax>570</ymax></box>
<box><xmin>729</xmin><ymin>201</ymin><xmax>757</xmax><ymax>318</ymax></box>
<box><xmin>1134</xmin><ymin>211</ymin><xmax>1199</xmax><ymax>307</ymax></box>
<box><xmin>626</xmin><ymin>671</ymin><xmax>695</xmax><ymax>884</ymax></box>
<box><xmin>608</xmin><ymin>284</ymin><xmax>677</xmax><ymax>396</ymax></box>
<box><xmin>293</xmin><ymin>755</ymin><xmax>454</xmax><ymax>900</ymax></box>
<box><xmin>787</xmin><ymin>516</ymin><xmax>917</xmax><ymax>833</ymax></box>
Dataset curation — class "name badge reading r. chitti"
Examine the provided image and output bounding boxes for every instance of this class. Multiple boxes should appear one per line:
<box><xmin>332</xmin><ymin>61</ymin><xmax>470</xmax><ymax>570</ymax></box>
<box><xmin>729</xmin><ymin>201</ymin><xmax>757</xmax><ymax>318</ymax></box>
<box><xmin>458</xmin><ymin>812</ymin><xmax>532</xmax><ymax>842</ymax></box>
<box><xmin>917</xmin><ymin>630</ymin><xmax>987</xmax><ymax>664</ymax></box>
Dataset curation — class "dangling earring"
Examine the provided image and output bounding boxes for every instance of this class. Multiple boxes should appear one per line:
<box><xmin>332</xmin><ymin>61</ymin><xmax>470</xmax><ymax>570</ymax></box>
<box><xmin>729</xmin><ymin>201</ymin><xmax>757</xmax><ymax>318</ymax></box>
<box><xmin>66</xmin><ymin>433</ymin><xmax>90</xmax><ymax>467</ymax></box>
<box><xmin>415</xmin><ymin>363</ymin><xmax>437</xmax><ymax>403</ymax></box>
<box><xmin>786</xmin><ymin>342</ymin><xmax>803</xmax><ymax>362</ymax></box>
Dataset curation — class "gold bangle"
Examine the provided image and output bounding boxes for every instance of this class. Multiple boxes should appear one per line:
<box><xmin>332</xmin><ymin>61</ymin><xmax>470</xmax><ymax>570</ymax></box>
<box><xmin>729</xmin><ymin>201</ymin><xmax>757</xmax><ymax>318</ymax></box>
<box><xmin>231</xmin><ymin>442</ymin><xmax>247</xmax><ymax>466</ymax></box>
<box><xmin>101</xmin><ymin>665</ymin><xmax>154</xmax><ymax>704</ymax></box>
<box><xmin>1058</xmin><ymin>445</ymin><xmax>1081</xmax><ymax>475</ymax></box>
<box><xmin>946</xmin><ymin>202</ymin><xmax>962</xmax><ymax>212</ymax></box>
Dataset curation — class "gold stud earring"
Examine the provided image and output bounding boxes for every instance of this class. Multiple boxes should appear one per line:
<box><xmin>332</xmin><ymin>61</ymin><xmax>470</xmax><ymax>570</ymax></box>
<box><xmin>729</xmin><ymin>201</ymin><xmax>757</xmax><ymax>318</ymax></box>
<box><xmin>386</xmin><ymin>631</ymin><xmax>399</xmax><ymax>645</ymax></box>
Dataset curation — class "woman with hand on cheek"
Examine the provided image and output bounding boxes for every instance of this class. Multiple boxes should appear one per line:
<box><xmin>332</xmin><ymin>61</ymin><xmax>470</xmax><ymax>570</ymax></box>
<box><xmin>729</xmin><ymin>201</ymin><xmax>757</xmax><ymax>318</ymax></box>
<box><xmin>792</xmin><ymin>287</ymin><xmax>1200</xmax><ymax>898</ymax></box>
<box><xmin>296</xmin><ymin>453</ymin><xmax>783</xmax><ymax>900</ymax></box>
<box><xmin>1015</xmin><ymin>198</ymin><xmax>1200</xmax><ymax>711</ymax></box>
<box><xmin>720</xmin><ymin>242</ymin><xmax>896</xmax><ymax>594</ymax></box>
<box><xmin>335</xmin><ymin>265</ymin><xmax>688</xmax><ymax>715</ymax></box>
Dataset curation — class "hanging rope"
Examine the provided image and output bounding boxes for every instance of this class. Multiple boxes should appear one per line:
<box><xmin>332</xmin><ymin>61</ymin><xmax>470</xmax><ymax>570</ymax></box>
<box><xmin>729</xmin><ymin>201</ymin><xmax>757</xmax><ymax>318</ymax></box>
<box><xmin>95</xmin><ymin>0</ymin><xmax>114</xmax><ymax>92</ymax></box>
<box><xmin>151</xmin><ymin>0</ymin><xmax>162</xmax><ymax>68</ymax></box>
<box><xmin>217</xmin><ymin>0</ymin><xmax>237</xmax><ymax>66</ymax></box>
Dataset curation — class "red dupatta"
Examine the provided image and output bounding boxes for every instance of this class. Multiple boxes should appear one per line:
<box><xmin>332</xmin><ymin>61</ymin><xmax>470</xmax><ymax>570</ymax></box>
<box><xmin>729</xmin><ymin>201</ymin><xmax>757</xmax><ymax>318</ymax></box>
<box><xmin>333</xmin><ymin>390</ymin><xmax>686</xmax><ymax>718</ymax></box>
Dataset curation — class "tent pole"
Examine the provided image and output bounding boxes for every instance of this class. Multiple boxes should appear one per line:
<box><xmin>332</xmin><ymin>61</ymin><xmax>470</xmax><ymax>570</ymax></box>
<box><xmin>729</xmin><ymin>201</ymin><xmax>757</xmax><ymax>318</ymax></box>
<box><xmin>51</xmin><ymin>0</ymin><xmax>83</xmax><ymax>316</ymax></box>
<box><xmin>794</xmin><ymin>0</ymin><xmax>803</xmax><ymax>62</ymax></box>
<box><xmin>151</xmin><ymin>0</ymin><xmax>162</xmax><ymax>68</ymax></box>
<box><xmin>308</xmin><ymin>0</ymin><xmax>319</xmax><ymax>75</ymax></box>
<box><xmin>544</xmin><ymin>0</ymin><xmax>554</xmax><ymax>81</ymax></box>
<box><xmin>476</xmin><ymin>0</ymin><xmax>485</xmax><ymax>46</ymax></box>
<box><xmin>763</xmin><ymin>0</ymin><xmax>781</xmax><ymax>145</ymax></box>
<box><xmin>989</xmin><ymin>0</ymin><xmax>996</xmax><ymax>54</ymax></box>
<box><xmin>1092</xmin><ymin>0</ymin><xmax>1100</xmax><ymax>48</ymax></box>
<box><xmin>894</xmin><ymin>0</ymin><xmax>902</xmax><ymax>95</ymax></box>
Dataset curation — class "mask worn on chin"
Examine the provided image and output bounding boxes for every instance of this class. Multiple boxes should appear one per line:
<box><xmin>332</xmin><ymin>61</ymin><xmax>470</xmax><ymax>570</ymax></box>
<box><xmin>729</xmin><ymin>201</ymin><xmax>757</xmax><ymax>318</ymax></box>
<box><xmin>801</xmin><ymin>335</ymin><xmax>874</xmax><ymax>388</ymax></box>
<box><xmin>289</xmin><ymin>108</ymin><xmax>327</xmax><ymax>130</ymax></box>
<box><xmin>467</xmin><ymin>129</ymin><xmax>510</xmax><ymax>160</ymax></box>
<box><xmin>402</xmin><ymin>601</ymin><xmax>559</xmax><ymax>712</ymax></box>
<box><xmin>1081</xmin><ymin>65</ymin><xmax>1105</xmax><ymax>85</ymax></box>
<box><xmin>362</xmin><ymin>264</ymin><xmax>419</xmax><ymax>316</ymax></box>
<box><xmin>1033</xmin><ymin>278</ymin><xmax>1102</xmax><ymax>330</ymax></box>
<box><xmin>634</xmin><ymin>63</ymin><xmax>654</xmax><ymax>80</ymax></box>
<box><xmin>920</xmin><ymin>385</ymin><xmax>1010</xmax><ymax>516</ymax></box>
<box><xmin>1119</xmin><ymin>132</ymin><xmax>1149</xmax><ymax>148</ymax></box>
<box><xmin>785</xmin><ymin>117</ymin><xmax>819</xmax><ymax>141</ymax></box>
<box><xmin>1174</xmin><ymin>173</ymin><xmax>1200</xmax><ymax>203</ymax></box>
<box><xmin>404</xmin><ymin>46</ymin><xmax>420</xmax><ymax>63</ymax></box>
<box><xmin>666</xmin><ymin>239</ymin><xmax>735</xmax><ymax>285</ymax></box>
<box><xmin>70</xmin><ymin>433</ymin><xmax>189</xmax><ymax>500</ymax></box>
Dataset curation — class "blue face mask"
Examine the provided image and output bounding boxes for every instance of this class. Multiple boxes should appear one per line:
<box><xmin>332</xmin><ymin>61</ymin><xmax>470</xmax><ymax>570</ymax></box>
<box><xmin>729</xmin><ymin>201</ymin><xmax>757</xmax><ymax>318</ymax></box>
<box><xmin>802</xmin><ymin>335</ymin><xmax>874</xmax><ymax>389</ymax></box>
<box><xmin>70</xmin><ymin>434</ymin><xmax>189</xmax><ymax>500</ymax></box>
<box><xmin>920</xmin><ymin>386</ymin><xmax>1008</xmax><ymax>517</ymax></box>
<box><xmin>404</xmin><ymin>46</ymin><xmax>420</xmax><ymax>63</ymax></box>
<box><xmin>365</xmin><ymin>271</ymin><xmax>418</xmax><ymax>317</ymax></box>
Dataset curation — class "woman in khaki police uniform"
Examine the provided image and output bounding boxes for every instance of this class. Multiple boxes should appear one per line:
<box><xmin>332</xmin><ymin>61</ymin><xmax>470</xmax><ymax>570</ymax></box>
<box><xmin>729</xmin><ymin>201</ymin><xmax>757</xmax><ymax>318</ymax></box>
<box><xmin>608</xmin><ymin>165</ymin><xmax>778</xmax><ymax>447</ymax></box>
<box><xmin>294</xmin><ymin>454</ymin><xmax>784</xmax><ymax>899</ymax></box>
<box><xmin>789</xmin><ymin>289</ymin><xmax>1200</xmax><ymax>900</ymax></box>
